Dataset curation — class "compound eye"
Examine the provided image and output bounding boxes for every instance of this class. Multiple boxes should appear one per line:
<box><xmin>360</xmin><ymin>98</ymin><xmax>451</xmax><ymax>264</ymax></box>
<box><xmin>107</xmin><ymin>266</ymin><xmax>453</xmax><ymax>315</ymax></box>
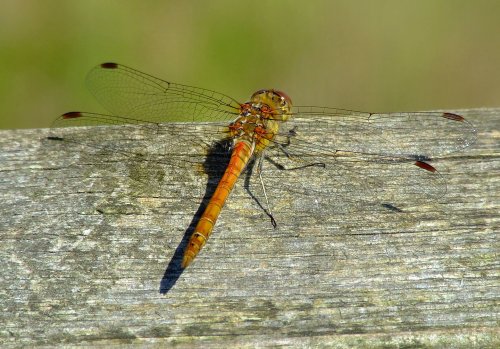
<box><xmin>273</xmin><ymin>90</ymin><xmax>292</xmax><ymax>106</ymax></box>
<box><xmin>251</xmin><ymin>89</ymin><xmax>267</xmax><ymax>100</ymax></box>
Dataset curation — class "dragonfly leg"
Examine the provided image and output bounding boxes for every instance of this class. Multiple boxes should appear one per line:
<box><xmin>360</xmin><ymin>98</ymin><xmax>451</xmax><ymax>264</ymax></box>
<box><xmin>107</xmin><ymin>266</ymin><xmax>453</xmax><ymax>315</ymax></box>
<box><xmin>266</xmin><ymin>126</ymin><xmax>298</xmax><ymax>160</ymax></box>
<box><xmin>264</xmin><ymin>153</ymin><xmax>326</xmax><ymax>171</ymax></box>
<box><xmin>275</xmin><ymin>142</ymin><xmax>294</xmax><ymax>159</ymax></box>
<box><xmin>269</xmin><ymin>127</ymin><xmax>328</xmax><ymax>170</ymax></box>
<box><xmin>256</xmin><ymin>155</ymin><xmax>277</xmax><ymax>229</ymax></box>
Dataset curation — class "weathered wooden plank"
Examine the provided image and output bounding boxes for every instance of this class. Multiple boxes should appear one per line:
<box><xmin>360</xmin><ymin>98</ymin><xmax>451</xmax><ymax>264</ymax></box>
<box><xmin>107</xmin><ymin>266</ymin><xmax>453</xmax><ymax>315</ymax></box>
<box><xmin>0</xmin><ymin>108</ymin><xmax>498</xmax><ymax>348</ymax></box>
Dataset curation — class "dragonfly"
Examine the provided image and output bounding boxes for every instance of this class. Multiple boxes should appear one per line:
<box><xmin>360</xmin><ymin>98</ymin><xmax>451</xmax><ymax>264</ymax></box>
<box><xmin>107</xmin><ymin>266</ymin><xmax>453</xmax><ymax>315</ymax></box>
<box><xmin>50</xmin><ymin>62</ymin><xmax>477</xmax><ymax>268</ymax></box>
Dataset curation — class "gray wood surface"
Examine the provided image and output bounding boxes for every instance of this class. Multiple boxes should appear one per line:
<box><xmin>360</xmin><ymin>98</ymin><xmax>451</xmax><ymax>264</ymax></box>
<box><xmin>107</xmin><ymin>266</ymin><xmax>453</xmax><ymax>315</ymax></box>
<box><xmin>0</xmin><ymin>108</ymin><xmax>498</xmax><ymax>348</ymax></box>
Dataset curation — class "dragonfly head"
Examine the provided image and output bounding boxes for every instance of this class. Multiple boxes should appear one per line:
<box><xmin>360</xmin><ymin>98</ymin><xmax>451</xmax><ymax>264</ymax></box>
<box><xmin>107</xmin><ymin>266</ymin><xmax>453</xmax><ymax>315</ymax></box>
<box><xmin>250</xmin><ymin>89</ymin><xmax>292</xmax><ymax>121</ymax></box>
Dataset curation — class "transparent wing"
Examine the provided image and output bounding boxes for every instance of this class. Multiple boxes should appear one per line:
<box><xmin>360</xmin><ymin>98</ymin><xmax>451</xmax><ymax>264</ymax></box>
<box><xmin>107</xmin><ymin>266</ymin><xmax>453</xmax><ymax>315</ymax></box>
<box><xmin>285</xmin><ymin>106</ymin><xmax>477</xmax><ymax>158</ymax></box>
<box><xmin>254</xmin><ymin>150</ymin><xmax>445</xmax><ymax>215</ymax></box>
<box><xmin>86</xmin><ymin>62</ymin><xmax>241</xmax><ymax>122</ymax></box>
<box><xmin>50</xmin><ymin>112</ymin><xmax>231</xmax><ymax>167</ymax></box>
<box><xmin>253</xmin><ymin>109</ymin><xmax>476</xmax><ymax>213</ymax></box>
<box><xmin>49</xmin><ymin>62</ymin><xmax>243</xmax><ymax>172</ymax></box>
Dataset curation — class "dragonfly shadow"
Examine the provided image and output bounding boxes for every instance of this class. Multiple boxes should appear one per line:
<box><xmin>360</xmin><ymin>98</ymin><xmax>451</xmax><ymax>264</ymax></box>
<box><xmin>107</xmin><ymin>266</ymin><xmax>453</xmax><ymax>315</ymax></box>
<box><xmin>159</xmin><ymin>138</ymin><xmax>232</xmax><ymax>294</ymax></box>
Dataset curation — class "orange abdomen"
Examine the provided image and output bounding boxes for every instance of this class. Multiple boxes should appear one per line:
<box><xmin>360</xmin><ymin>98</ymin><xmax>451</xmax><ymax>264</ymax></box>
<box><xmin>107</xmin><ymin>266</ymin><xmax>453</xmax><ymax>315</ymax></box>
<box><xmin>182</xmin><ymin>141</ymin><xmax>253</xmax><ymax>268</ymax></box>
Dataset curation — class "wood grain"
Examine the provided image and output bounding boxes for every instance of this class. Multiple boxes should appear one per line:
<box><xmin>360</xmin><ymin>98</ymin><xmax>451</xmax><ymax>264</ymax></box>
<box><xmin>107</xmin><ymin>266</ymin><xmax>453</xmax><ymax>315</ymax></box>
<box><xmin>0</xmin><ymin>108</ymin><xmax>498</xmax><ymax>348</ymax></box>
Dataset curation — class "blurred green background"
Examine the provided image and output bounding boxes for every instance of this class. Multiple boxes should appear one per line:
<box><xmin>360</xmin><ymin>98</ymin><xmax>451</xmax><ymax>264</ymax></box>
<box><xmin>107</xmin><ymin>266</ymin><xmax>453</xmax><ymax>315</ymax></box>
<box><xmin>1</xmin><ymin>0</ymin><xmax>499</xmax><ymax>129</ymax></box>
